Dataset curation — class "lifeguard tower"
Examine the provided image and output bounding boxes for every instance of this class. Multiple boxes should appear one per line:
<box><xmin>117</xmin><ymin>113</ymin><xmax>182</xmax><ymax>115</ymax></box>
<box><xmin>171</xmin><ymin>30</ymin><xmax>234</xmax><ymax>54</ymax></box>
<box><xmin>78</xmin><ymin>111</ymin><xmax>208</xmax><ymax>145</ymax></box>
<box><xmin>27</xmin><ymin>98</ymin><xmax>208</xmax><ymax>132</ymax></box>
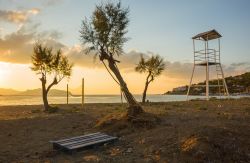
<box><xmin>186</xmin><ymin>29</ymin><xmax>229</xmax><ymax>100</ymax></box>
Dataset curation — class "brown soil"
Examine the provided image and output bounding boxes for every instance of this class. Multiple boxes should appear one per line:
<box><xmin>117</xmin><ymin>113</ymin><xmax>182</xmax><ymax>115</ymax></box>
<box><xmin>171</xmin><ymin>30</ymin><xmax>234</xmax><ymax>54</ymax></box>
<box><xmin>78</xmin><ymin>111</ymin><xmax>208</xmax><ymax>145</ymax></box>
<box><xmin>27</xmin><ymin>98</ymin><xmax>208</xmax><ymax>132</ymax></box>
<box><xmin>0</xmin><ymin>98</ymin><xmax>250</xmax><ymax>162</ymax></box>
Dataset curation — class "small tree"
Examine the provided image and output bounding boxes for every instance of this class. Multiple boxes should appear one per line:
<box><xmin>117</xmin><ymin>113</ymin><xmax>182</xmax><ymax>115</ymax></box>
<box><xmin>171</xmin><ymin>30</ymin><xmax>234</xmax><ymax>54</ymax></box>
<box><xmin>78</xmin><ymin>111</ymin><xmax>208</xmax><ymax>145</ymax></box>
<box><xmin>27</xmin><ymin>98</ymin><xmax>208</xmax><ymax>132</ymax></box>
<box><xmin>135</xmin><ymin>55</ymin><xmax>165</xmax><ymax>103</ymax></box>
<box><xmin>31</xmin><ymin>43</ymin><xmax>73</xmax><ymax>111</ymax></box>
<box><xmin>80</xmin><ymin>2</ymin><xmax>143</xmax><ymax>116</ymax></box>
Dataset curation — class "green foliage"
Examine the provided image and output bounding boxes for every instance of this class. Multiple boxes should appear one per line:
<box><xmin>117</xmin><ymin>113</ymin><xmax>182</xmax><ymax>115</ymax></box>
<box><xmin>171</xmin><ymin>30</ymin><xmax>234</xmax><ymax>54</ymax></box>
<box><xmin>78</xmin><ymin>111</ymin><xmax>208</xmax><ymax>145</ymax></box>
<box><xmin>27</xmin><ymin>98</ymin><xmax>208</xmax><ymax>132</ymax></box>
<box><xmin>31</xmin><ymin>43</ymin><xmax>73</xmax><ymax>83</ymax></box>
<box><xmin>80</xmin><ymin>1</ymin><xmax>129</xmax><ymax>56</ymax></box>
<box><xmin>194</xmin><ymin>72</ymin><xmax>250</xmax><ymax>94</ymax></box>
<box><xmin>135</xmin><ymin>55</ymin><xmax>166</xmax><ymax>82</ymax></box>
<box><xmin>169</xmin><ymin>72</ymin><xmax>250</xmax><ymax>95</ymax></box>
<box><xmin>47</xmin><ymin>106</ymin><xmax>59</xmax><ymax>113</ymax></box>
<box><xmin>31</xmin><ymin>44</ymin><xmax>53</xmax><ymax>74</ymax></box>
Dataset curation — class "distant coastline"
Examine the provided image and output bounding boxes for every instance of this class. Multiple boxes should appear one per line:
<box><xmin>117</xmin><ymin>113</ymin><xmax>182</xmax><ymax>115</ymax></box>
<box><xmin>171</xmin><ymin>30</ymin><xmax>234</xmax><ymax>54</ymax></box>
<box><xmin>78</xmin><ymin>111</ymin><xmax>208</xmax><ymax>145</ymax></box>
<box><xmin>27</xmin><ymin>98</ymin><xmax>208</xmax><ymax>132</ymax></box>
<box><xmin>0</xmin><ymin>94</ymin><xmax>248</xmax><ymax>106</ymax></box>
<box><xmin>165</xmin><ymin>72</ymin><xmax>250</xmax><ymax>96</ymax></box>
<box><xmin>0</xmin><ymin>88</ymin><xmax>72</xmax><ymax>97</ymax></box>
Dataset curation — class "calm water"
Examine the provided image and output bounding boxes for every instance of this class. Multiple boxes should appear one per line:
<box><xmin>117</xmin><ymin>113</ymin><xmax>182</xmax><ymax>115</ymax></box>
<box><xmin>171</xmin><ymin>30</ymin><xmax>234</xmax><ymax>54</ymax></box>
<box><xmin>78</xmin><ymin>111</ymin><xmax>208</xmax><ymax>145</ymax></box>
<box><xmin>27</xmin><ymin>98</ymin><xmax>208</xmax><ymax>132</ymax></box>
<box><xmin>0</xmin><ymin>94</ymin><xmax>244</xmax><ymax>106</ymax></box>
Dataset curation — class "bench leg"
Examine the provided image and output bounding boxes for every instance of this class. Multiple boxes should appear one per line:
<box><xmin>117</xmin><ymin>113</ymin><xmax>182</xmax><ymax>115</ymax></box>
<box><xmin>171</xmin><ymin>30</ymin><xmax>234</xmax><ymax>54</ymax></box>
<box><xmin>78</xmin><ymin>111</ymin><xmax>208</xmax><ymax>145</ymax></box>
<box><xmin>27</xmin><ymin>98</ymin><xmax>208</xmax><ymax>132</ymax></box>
<box><xmin>53</xmin><ymin>143</ymin><xmax>61</xmax><ymax>150</ymax></box>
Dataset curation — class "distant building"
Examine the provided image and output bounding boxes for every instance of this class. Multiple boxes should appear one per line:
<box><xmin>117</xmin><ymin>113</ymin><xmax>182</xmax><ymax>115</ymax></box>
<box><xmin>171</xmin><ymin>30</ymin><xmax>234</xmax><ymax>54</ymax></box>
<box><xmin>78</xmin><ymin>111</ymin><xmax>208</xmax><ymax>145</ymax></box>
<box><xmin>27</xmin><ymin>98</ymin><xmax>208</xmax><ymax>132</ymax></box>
<box><xmin>173</xmin><ymin>86</ymin><xmax>187</xmax><ymax>92</ymax></box>
<box><xmin>193</xmin><ymin>87</ymin><xmax>202</xmax><ymax>91</ymax></box>
<box><xmin>246</xmin><ymin>86</ymin><xmax>250</xmax><ymax>94</ymax></box>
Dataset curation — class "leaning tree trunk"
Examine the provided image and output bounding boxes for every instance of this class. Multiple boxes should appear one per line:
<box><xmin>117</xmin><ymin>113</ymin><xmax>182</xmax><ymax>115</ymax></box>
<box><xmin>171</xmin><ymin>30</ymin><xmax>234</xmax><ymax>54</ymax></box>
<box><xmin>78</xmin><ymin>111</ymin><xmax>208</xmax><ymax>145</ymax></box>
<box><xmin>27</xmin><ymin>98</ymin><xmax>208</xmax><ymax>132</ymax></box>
<box><xmin>142</xmin><ymin>73</ymin><xmax>151</xmax><ymax>103</ymax></box>
<box><xmin>41</xmin><ymin>80</ymin><xmax>50</xmax><ymax>111</ymax></box>
<box><xmin>142</xmin><ymin>82</ymin><xmax>149</xmax><ymax>103</ymax></box>
<box><xmin>107</xmin><ymin>58</ymin><xmax>144</xmax><ymax>116</ymax></box>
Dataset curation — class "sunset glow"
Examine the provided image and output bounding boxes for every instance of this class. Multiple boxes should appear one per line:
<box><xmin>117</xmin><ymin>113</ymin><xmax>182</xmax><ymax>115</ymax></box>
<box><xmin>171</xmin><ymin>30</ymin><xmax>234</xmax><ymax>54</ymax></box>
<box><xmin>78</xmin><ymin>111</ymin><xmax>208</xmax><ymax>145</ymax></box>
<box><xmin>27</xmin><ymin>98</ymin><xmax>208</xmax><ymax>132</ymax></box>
<box><xmin>0</xmin><ymin>1</ymin><xmax>249</xmax><ymax>162</ymax></box>
<box><xmin>0</xmin><ymin>0</ymin><xmax>250</xmax><ymax>95</ymax></box>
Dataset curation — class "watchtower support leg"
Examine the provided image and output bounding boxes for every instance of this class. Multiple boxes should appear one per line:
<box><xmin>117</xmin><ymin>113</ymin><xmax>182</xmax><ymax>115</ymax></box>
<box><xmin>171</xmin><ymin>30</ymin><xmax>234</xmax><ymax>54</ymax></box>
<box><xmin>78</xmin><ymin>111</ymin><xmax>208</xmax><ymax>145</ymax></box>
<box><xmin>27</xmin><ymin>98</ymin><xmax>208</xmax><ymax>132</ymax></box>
<box><xmin>186</xmin><ymin>65</ymin><xmax>196</xmax><ymax>100</ymax></box>
<box><xmin>219</xmin><ymin>64</ymin><xmax>229</xmax><ymax>96</ymax></box>
<box><xmin>205</xmin><ymin>40</ymin><xmax>209</xmax><ymax>101</ymax></box>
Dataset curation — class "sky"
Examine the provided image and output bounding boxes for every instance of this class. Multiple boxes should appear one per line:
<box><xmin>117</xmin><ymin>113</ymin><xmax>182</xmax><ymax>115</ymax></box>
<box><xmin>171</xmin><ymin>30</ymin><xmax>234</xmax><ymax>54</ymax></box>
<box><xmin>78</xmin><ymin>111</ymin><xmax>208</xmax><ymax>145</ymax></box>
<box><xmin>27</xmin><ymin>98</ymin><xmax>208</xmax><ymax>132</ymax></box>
<box><xmin>0</xmin><ymin>0</ymin><xmax>250</xmax><ymax>94</ymax></box>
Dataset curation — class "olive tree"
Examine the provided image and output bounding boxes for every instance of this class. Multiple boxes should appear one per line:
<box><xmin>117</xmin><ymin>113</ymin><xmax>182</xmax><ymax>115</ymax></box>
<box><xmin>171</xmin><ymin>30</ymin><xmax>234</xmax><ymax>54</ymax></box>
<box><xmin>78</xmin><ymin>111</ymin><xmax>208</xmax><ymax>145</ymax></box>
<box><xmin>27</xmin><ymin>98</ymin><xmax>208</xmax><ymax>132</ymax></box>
<box><xmin>135</xmin><ymin>55</ymin><xmax>165</xmax><ymax>103</ymax></box>
<box><xmin>80</xmin><ymin>2</ymin><xmax>143</xmax><ymax>116</ymax></box>
<box><xmin>31</xmin><ymin>43</ymin><xmax>73</xmax><ymax>111</ymax></box>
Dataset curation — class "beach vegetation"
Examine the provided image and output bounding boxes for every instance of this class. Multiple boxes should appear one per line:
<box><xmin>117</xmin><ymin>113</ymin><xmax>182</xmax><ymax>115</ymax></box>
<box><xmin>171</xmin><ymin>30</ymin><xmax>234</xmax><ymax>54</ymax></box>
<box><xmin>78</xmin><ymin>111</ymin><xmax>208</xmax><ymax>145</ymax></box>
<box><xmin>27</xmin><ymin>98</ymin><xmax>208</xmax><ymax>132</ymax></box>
<box><xmin>135</xmin><ymin>55</ymin><xmax>165</xmax><ymax>103</ymax></box>
<box><xmin>31</xmin><ymin>43</ymin><xmax>73</xmax><ymax>111</ymax></box>
<box><xmin>80</xmin><ymin>2</ymin><xmax>143</xmax><ymax>116</ymax></box>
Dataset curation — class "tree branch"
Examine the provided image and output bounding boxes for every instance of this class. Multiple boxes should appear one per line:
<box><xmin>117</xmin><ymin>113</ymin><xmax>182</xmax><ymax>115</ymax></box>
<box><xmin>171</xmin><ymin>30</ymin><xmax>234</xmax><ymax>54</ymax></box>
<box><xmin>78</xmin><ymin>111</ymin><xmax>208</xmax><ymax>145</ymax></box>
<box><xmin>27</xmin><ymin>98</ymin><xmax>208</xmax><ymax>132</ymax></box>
<box><xmin>148</xmin><ymin>75</ymin><xmax>154</xmax><ymax>83</ymax></box>
<box><xmin>46</xmin><ymin>77</ymin><xmax>58</xmax><ymax>94</ymax></box>
<box><xmin>146</xmin><ymin>71</ymin><xmax>152</xmax><ymax>84</ymax></box>
<box><xmin>57</xmin><ymin>75</ymin><xmax>65</xmax><ymax>84</ymax></box>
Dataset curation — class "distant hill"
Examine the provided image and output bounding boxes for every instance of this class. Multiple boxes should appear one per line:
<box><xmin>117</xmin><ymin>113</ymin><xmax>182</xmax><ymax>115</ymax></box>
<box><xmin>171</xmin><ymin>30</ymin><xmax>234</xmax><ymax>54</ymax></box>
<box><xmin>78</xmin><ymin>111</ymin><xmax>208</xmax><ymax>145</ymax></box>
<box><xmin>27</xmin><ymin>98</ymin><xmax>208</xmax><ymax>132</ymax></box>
<box><xmin>0</xmin><ymin>88</ymin><xmax>71</xmax><ymax>96</ymax></box>
<box><xmin>0</xmin><ymin>88</ymin><xmax>21</xmax><ymax>95</ymax></box>
<box><xmin>165</xmin><ymin>72</ymin><xmax>250</xmax><ymax>95</ymax></box>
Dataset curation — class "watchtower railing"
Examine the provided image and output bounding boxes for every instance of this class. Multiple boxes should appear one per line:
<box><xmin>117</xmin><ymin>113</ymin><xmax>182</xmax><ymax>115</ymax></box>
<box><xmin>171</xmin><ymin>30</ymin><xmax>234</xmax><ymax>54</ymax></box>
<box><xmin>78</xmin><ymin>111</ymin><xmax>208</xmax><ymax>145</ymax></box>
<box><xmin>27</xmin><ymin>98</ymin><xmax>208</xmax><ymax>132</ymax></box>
<box><xmin>194</xmin><ymin>49</ymin><xmax>221</xmax><ymax>65</ymax></box>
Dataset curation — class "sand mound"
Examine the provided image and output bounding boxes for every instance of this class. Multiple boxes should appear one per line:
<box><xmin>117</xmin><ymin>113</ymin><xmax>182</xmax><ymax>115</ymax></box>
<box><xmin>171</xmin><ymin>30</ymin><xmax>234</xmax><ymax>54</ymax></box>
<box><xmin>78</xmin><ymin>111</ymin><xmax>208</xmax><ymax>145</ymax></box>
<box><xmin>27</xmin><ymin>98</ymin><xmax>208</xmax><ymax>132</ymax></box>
<box><xmin>95</xmin><ymin>109</ymin><xmax>160</xmax><ymax>135</ymax></box>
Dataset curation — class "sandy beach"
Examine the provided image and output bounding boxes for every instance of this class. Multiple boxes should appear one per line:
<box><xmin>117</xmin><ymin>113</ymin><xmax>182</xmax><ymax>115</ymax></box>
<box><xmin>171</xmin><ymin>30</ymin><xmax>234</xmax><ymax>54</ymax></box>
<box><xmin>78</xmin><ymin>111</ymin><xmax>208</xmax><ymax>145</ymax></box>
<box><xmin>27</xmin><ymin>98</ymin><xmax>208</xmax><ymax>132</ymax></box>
<box><xmin>0</xmin><ymin>98</ymin><xmax>249</xmax><ymax>162</ymax></box>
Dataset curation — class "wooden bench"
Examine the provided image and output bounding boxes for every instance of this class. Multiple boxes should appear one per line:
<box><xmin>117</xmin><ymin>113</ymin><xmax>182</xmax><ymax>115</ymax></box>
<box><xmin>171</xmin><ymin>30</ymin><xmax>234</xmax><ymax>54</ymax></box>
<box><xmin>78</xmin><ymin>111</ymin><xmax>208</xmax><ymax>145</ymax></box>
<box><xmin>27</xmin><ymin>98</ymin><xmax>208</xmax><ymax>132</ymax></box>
<box><xmin>50</xmin><ymin>132</ymin><xmax>118</xmax><ymax>153</ymax></box>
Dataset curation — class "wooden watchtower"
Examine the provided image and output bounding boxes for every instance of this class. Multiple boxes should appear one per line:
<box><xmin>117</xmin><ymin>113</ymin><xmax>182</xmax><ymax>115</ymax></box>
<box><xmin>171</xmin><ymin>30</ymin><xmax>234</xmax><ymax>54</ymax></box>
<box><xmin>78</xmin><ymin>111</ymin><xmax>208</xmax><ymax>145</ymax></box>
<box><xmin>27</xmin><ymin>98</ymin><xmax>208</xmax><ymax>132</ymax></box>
<box><xmin>186</xmin><ymin>29</ymin><xmax>229</xmax><ymax>100</ymax></box>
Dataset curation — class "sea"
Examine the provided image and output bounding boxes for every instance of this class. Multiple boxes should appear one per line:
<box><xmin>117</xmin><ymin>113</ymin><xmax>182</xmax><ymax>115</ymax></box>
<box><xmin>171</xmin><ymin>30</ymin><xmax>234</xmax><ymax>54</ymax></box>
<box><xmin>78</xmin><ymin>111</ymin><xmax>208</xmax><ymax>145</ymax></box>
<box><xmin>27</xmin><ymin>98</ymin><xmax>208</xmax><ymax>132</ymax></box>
<box><xmin>0</xmin><ymin>94</ymin><xmax>246</xmax><ymax>106</ymax></box>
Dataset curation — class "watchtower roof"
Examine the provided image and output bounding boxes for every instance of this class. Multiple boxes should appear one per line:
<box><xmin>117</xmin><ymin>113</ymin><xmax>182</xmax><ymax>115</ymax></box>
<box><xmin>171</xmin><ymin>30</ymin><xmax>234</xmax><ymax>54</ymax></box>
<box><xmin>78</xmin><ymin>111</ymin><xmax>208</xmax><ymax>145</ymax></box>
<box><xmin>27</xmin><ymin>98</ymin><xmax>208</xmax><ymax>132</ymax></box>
<box><xmin>192</xmin><ymin>29</ymin><xmax>222</xmax><ymax>41</ymax></box>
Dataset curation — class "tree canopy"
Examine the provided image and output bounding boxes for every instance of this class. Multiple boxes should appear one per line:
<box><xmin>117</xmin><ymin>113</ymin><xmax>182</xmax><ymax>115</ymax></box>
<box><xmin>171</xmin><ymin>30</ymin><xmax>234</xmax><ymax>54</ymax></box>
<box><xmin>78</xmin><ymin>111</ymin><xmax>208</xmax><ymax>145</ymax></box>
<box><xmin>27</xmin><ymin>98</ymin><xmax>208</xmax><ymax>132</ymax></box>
<box><xmin>31</xmin><ymin>43</ymin><xmax>73</xmax><ymax>84</ymax></box>
<box><xmin>135</xmin><ymin>55</ymin><xmax>166</xmax><ymax>103</ymax></box>
<box><xmin>80</xmin><ymin>1</ymin><xmax>143</xmax><ymax>114</ymax></box>
<box><xmin>135</xmin><ymin>55</ymin><xmax>165</xmax><ymax>82</ymax></box>
<box><xmin>31</xmin><ymin>43</ymin><xmax>73</xmax><ymax>111</ymax></box>
<box><xmin>80</xmin><ymin>2</ymin><xmax>129</xmax><ymax>58</ymax></box>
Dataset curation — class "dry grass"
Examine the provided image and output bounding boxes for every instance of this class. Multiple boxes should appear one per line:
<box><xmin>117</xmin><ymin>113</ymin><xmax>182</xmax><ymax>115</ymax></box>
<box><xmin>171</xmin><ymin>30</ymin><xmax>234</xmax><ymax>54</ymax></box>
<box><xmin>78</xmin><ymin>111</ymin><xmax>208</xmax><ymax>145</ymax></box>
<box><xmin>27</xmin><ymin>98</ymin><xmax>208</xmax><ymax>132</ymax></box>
<box><xmin>0</xmin><ymin>98</ymin><xmax>249</xmax><ymax>162</ymax></box>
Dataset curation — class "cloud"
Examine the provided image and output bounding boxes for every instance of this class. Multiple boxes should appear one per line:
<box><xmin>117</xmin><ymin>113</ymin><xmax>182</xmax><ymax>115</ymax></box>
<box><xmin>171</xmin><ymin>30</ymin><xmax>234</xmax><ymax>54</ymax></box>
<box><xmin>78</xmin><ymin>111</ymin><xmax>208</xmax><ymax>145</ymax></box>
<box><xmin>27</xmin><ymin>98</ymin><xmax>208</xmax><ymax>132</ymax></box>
<box><xmin>224</xmin><ymin>62</ymin><xmax>250</xmax><ymax>76</ymax></box>
<box><xmin>0</xmin><ymin>30</ymin><xmax>34</xmax><ymax>63</ymax></box>
<box><xmin>0</xmin><ymin>22</ymin><xmax>249</xmax><ymax>85</ymax></box>
<box><xmin>0</xmin><ymin>8</ymin><xmax>40</xmax><ymax>24</ymax></box>
<box><xmin>119</xmin><ymin>51</ymin><xmax>150</xmax><ymax>70</ymax></box>
<box><xmin>64</xmin><ymin>48</ymin><xmax>151</xmax><ymax>70</ymax></box>
<box><xmin>0</xmin><ymin>27</ymin><xmax>3</xmax><ymax>35</ymax></box>
<box><xmin>0</xmin><ymin>23</ymin><xmax>64</xmax><ymax>64</ymax></box>
<box><xmin>65</xmin><ymin>48</ymin><xmax>227</xmax><ymax>83</ymax></box>
<box><xmin>42</xmin><ymin>0</ymin><xmax>64</xmax><ymax>6</ymax></box>
<box><xmin>162</xmin><ymin>61</ymin><xmax>250</xmax><ymax>85</ymax></box>
<box><xmin>229</xmin><ymin>62</ymin><xmax>249</xmax><ymax>68</ymax></box>
<box><xmin>64</xmin><ymin>45</ymin><xmax>101</xmax><ymax>68</ymax></box>
<box><xmin>28</xmin><ymin>8</ymin><xmax>40</xmax><ymax>15</ymax></box>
